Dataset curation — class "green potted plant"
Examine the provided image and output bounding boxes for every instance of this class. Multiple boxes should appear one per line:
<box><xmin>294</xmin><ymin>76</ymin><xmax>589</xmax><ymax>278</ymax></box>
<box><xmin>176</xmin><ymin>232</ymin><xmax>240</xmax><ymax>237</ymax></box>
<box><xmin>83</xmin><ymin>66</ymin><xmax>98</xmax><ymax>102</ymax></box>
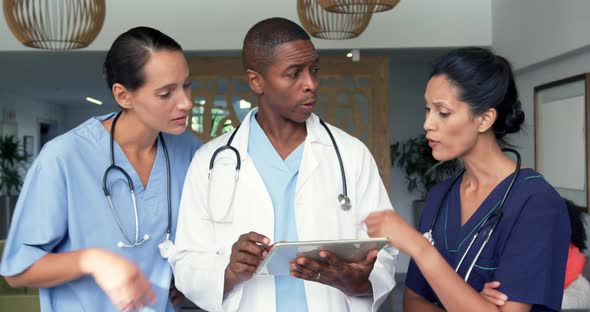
<box><xmin>391</xmin><ymin>135</ymin><xmax>462</xmax><ymax>225</ymax></box>
<box><xmin>0</xmin><ymin>135</ymin><xmax>29</xmax><ymax>238</ymax></box>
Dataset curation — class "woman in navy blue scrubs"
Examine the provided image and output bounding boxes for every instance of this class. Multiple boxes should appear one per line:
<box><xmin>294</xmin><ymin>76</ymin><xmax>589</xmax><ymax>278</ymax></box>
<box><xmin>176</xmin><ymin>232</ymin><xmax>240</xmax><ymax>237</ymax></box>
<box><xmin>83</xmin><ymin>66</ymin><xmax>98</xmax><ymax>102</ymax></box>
<box><xmin>365</xmin><ymin>48</ymin><xmax>570</xmax><ymax>311</ymax></box>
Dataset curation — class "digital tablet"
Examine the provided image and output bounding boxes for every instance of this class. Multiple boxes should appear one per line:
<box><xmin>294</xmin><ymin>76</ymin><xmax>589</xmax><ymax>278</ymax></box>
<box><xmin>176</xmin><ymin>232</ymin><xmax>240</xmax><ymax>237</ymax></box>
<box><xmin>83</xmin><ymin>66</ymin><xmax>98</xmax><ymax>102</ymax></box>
<box><xmin>255</xmin><ymin>237</ymin><xmax>389</xmax><ymax>276</ymax></box>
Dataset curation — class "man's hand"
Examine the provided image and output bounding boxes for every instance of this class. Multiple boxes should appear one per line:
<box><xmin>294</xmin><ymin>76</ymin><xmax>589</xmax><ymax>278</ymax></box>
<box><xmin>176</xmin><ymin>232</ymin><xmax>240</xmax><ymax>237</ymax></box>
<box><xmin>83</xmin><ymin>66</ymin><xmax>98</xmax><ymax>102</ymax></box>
<box><xmin>169</xmin><ymin>279</ymin><xmax>185</xmax><ymax>306</ymax></box>
<box><xmin>289</xmin><ymin>249</ymin><xmax>378</xmax><ymax>296</ymax></box>
<box><xmin>224</xmin><ymin>231</ymin><xmax>270</xmax><ymax>293</ymax></box>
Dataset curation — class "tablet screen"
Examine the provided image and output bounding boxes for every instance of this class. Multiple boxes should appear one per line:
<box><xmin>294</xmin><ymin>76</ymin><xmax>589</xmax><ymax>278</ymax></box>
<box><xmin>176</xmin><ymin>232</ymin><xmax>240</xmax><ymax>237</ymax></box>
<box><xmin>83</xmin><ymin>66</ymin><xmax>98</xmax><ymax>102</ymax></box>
<box><xmin>255</xmin><ymin>238</ymin><xmax>389</xmax><ymax>276</ymax></box>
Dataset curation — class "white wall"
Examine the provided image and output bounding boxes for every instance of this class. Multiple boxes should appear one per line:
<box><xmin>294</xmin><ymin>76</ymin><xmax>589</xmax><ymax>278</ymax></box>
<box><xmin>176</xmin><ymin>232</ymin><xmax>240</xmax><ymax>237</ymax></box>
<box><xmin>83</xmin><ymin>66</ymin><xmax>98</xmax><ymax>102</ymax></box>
<box><xmin>493</xmin><ymin>0</ymin><xmax>590</xmax><ymax>70</ymax></box>
<box><xmin>0</xmin><ymin>0</ymin><xmax>492</xmax><ymax>51</ymax></box>
<box><xmin>493</xmin><ymin>0</ymin><xmax>590</xmax><ymax>206</ymax></box>
<box><xmin>510</xmin><ymin>46</ymin><xmax>590</xmax><ymax>190</ymax></box>
<box><xmin>60</xmin><ymin>105</ymin><xmax>118</xmax><ymax>133</ymax></box>
<box><xmin>0</xmin><ymin>91</ymin><xmax>63</xmax><ymax>159</ymax></box>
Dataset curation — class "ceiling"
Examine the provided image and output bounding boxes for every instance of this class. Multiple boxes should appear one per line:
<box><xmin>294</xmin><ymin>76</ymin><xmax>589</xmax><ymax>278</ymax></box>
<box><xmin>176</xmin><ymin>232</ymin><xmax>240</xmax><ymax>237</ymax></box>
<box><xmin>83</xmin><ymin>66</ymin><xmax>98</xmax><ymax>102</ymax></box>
<box><xmin>0</xmin><ymin>0</ymin><xmax>491</xmax><ymax>52</ymax></box>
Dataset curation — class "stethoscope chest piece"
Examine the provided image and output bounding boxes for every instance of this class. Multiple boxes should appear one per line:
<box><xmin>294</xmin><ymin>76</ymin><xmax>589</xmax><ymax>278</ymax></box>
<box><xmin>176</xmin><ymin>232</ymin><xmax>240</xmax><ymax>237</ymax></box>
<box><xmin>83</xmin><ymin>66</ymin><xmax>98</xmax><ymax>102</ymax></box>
<box><xmin>338</xmin><ymin>194</ymin><xmax>351</xmax><ymax>211</ymax></box>
<box><xmin>423</xmin><ymin>230</ymin><xmax>434</xmax><ymax>245</ymax></box>
<box><xmin>158</xmin><ymin>237</ymin><xmax>174</xmax><ymax>259</ymax></box>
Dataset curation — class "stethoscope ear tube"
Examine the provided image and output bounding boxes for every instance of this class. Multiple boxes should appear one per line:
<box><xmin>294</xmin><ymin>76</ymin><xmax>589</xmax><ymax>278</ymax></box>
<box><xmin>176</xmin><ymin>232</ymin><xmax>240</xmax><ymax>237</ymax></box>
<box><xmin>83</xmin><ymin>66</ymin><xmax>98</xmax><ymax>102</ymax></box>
<box><xmin>319</xmin><ymin>119</ymin><xmax>350</xmax><ymax>211</ymax></box>
<box><xmin>159</xmin><ymin>132</ymin><xmax>172</xmax><ymax>242</ymax></box>
<box><xmin>426</xmin><ymin>168</ymin><xmax>465</xmax><ymax>245</ymax></box>
<box><xmin>461</xmin><ymin>210</ymin><xmax>503</xmax><ymax>281</ymax></box>
<box><xmin>102</xmin><ymin>111</ymin><xmax>172</xmax><ymax>256</ymax></box>
<box><xmin>205</xmin><ymin>117</ymin><xmax>352</xmax><ymax>225</ymax></box>
<box><xmin>205</xmin><ymin>127</ymin><xmax>242</xmax><ymax>224</ymax></box>
<box><xmin>102</xmin><ymin>165</ymin><xmax>135</xmax><ymax>196</ymax></box>
<box><xmin>209</xmin><ymin>145</ymin><xmax>241</xmax><ymax>173</ymax></box>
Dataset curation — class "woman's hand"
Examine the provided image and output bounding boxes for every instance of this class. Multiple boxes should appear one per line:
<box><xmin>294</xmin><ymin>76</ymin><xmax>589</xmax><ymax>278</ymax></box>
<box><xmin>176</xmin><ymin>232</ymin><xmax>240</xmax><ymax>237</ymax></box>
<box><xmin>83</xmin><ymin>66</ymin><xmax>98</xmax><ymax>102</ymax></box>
<box><xmin>364</xmin><ymin>210</ymin><xmax>424</xmax><ymax>256</ymax></box>
<box><xmin>480</xmin><ymin>281</ymin><xmax>508</xmax><ymax>306</ymax></box>
<box><xmin>82</xmin><ymin>248</ymin><xmax>155</xmax><ymax>311</ymax></box>
<box><xmin>290</xmin><ymin>250</ymin><xmax>378</xmax><ymax>296</ymax></box>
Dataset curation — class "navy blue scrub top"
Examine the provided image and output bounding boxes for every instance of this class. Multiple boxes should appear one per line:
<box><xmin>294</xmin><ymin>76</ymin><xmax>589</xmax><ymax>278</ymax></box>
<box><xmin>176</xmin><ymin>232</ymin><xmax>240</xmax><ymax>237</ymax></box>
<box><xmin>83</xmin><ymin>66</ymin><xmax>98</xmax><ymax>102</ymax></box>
<box><xmin>406</xmin><ymin>169</ymin><xmax>570</xmax><ymax>311</ymax></box>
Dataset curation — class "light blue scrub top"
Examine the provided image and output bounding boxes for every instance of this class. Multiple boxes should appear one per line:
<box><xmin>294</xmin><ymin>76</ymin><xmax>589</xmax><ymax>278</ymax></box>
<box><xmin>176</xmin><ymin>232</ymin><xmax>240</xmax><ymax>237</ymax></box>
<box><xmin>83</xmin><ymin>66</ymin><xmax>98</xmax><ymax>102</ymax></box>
<box><xmin>247</xmin><ymin>115</ymin><xmax>308</xmax><ymax>312</ymax></box>
<box><xmin>0</xmin><ymin>113</ymin><xmax>201</xmax><ymax>312</ymax></box>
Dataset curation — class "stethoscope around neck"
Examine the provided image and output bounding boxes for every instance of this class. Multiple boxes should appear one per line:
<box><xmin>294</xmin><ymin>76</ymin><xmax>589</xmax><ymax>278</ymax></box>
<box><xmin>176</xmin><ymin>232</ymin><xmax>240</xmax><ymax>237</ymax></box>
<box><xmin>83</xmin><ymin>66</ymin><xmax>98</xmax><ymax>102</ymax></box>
<box><xmin>102</xmin><ymin>111</ymin><xmax>174</xmax><ymax>259</ymax></box>
<box><xmin>205</xmin><ymin>118</ymin><xmax>351</xmax><ymax>224</ymax></box>
<box><xmin>422</xmin><ymin>147</ymin><xmax>521</xmax><ymax>282</ymax></box>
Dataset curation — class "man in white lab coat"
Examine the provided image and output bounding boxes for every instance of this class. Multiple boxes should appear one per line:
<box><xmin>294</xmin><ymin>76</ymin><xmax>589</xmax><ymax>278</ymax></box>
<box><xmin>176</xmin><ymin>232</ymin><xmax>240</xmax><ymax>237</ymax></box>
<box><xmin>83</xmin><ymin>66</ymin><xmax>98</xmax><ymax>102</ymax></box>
<box><xmin>170</xmin><ymin>17</ymin><xmax>397</xmax><ymax>312</ymax></box>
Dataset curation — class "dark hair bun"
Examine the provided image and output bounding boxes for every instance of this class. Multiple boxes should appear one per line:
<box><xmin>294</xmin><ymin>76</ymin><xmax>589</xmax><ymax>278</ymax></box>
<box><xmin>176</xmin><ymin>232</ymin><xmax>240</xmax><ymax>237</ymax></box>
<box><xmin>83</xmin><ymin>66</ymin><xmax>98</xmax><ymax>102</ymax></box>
<box><xmin>503</xmin><ymin>100</ymin><xmax>525</xmax><ymax>134</ymax></box>
<box><xmin>494</xmin><ymin>77</ymin><xmax>525</xmax><ymax>136</ymax></box>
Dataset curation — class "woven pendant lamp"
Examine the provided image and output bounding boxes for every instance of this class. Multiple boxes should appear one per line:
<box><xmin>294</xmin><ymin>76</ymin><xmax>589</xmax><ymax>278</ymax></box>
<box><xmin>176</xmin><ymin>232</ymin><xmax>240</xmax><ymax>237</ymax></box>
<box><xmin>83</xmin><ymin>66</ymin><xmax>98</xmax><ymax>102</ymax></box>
<box><xmin>297</xmin><ymin>0</ymin><xmax>372</xmax><ymax>40</ymax></box>
<box><xmin>3</xmin><ymin>0</ymin><xmax>106</xmax><ymax>50</ymax></box>
<box><xmin>318</xmin><ymin>0</ymin><xmax>400</xmax><ymax>14</ymax></box>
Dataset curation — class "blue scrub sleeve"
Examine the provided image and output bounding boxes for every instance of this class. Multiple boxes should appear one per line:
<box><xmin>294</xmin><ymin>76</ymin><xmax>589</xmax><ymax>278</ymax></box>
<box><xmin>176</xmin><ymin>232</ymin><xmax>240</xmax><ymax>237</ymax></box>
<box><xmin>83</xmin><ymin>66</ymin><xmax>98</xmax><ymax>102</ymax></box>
<box><xmin>0</xmin><ymin>155</ymin><xmax>68</xmax><ymax>276</ymax></box>
<box><xmin>494</xmin><ymin>192</ymin><xmax>570</xmax><ymax>311</ymax></box>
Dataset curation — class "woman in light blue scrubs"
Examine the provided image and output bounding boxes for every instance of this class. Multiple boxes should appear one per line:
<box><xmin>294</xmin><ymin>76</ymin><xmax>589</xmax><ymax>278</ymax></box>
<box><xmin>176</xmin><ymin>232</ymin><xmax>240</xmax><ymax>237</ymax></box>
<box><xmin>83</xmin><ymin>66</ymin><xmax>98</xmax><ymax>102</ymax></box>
<box><xmin>0</xmin><ymin>27</ymin><xmax>201</xmax><ymax>311</ymax></box>
<box><xmin>365</xmin><ymin>48</ymin><xmax>570</xmax><ymax>311</ymax></box>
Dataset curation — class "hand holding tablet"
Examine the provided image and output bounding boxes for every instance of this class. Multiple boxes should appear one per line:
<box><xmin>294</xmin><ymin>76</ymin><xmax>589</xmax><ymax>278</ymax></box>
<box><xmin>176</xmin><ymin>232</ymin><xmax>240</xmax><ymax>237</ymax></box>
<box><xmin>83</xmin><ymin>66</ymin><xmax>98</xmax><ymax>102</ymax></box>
<box><xmin>255</xmin><ymin>237</ymin><xmax>389</xmax><ymax>276</ymax></box>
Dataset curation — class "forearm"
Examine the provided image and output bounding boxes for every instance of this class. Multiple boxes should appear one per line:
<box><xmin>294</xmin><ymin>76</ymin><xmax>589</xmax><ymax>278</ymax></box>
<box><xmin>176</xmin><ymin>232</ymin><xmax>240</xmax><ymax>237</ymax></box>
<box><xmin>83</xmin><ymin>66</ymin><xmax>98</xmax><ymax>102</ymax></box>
<box><xmin>172</xmin><ymin>248</ymin><xmax>237</xmax><ymax>312</ymax></box>
<box><xmin>403</xmin><ymin>288</ymin><xmax>445</xmax><ymax>312</ymax></box>
<box><xmin>409</xmin><ymin>238</ymin><xmax>500</xmax><ymax>312</ymax></box>
<box><xmin>223</xmin><ymin>267</ymin><xmax>240</xmax><ymax>294</ymax></box>
<box><xmin>4</xmin><ymin>248</ymin><xmax>99</xmax><ymax>288</ymax></box>
<box><xmin>344</xmin><ymin>280</ymin><xmax>372</xmax><ymax>297</ymax></box>
<box><xmin>343</xmin><ymin>250</ymin><xmax>396</xmax><ymax>312</ymax></box>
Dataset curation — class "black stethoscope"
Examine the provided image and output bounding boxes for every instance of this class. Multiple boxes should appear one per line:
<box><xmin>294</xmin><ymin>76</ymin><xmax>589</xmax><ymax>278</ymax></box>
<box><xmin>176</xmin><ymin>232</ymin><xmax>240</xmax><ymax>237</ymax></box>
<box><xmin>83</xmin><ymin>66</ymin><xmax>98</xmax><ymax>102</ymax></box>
<box><xmin>205</xmin><ymin>118</ymin><xmax>351</xmax><ymax>224</ymax></box>
<box><xmin>102</xmin><ymin>111</ymin><xmax>174</xmax><ymax>259</ymax></box>
<box><xmin>422</xmin><ymin>148</ymin><xmax>521</xmax><ymax>282</ymax></box>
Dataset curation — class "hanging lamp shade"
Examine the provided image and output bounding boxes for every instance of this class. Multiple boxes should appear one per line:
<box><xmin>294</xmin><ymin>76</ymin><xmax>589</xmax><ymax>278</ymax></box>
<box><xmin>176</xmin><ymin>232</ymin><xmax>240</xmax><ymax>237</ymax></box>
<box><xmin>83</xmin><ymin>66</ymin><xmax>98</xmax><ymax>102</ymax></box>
<box><xmin>297</xmin><ymin>0</ymin><xmax>372</xmax><ymax>40</ymax></box>
<box><xmin>3</xmin><ymin>0</ymin><xmax>106</xmax><ymax>50</ymax></box>
<box><xmin>318</xmin><ymin>0</ymin><xmax>400</xmax><ymax>14</ymax></box>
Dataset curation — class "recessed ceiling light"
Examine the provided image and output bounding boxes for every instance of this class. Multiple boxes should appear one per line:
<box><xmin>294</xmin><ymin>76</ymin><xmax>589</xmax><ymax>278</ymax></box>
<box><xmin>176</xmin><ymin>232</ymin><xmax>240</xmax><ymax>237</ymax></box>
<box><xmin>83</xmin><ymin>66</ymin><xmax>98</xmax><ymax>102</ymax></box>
<box><xmin>86</xmin><ymin>97</ymin><xmax>102</xmax><ymax>105</ymax></box>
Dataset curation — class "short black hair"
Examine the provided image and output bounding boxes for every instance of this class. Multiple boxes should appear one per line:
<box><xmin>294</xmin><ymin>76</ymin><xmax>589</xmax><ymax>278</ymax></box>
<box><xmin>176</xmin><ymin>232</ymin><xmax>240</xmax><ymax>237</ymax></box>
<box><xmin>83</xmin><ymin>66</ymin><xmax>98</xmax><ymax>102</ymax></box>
<box><xmin>241</xmin><ymin>17</ymin><xmax>311</xmax><ymax>73</ymax></box>
<box><xmin>103</xmin><ymin>26</ymin><xmax>182</xmax><ymax>91</ymax></box>
<box><xmin>565</xmin><ymin>198</ymin><xmax>587</xmax><ymax>252</ymax></box>
<box><xmin>430</xmin><ymin>48</ymin><xmax>525</xmax><ymax>145</ymax></box>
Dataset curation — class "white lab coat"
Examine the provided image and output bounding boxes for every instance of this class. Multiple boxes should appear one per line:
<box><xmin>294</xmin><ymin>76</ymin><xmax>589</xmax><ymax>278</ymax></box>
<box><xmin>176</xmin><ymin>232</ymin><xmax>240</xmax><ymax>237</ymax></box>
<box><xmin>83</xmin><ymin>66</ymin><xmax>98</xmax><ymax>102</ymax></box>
<box><xmin>170</xmin><ymin>109</ymin><xmax>397</xmax><ymax>312</ymax></box>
